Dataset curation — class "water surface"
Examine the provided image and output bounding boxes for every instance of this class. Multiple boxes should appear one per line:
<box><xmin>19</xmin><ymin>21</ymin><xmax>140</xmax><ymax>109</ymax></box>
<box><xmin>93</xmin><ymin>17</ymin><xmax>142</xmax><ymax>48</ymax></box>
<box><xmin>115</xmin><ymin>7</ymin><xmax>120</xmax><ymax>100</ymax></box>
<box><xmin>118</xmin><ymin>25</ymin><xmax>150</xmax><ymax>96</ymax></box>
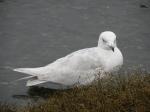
<box><xmin>0</xmin><ymin>0</ymin><xmax>150</xmax><ymax>104</ymax></box>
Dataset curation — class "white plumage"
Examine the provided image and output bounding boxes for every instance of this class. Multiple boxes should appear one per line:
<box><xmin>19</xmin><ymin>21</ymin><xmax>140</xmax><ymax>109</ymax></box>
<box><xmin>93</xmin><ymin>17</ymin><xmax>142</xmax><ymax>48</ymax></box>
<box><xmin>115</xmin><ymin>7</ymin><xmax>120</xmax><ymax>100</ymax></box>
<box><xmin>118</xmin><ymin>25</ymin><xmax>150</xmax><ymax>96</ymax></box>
<box><xmin>13</xmin><ymin>31</ymin><xmax>123</xmax><ymax>89</ymax></box>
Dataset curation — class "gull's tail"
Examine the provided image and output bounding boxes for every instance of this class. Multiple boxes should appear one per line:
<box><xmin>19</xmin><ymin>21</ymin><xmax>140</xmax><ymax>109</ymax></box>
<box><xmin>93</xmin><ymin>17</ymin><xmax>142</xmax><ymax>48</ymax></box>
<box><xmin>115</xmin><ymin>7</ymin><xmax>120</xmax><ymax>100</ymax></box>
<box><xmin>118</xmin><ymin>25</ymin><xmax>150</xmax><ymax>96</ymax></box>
<box><xmin>0</xmin><ymin>66</ymin><xmax>48</xmax><ymax>86</ymax></box>
<box><xmin>13</xmin><ymin>68</ymin><xmax>38</xmax><ymax>76</ymax></box>
<box><xmin>1</xmin><ymin>66</ymin><xmax>69</xmax><ymax>89</ymax></box>
<box><xmin>0</xmin><ymin>66</ymin><xmax>37</xmax><ymax>76</ymax></box>
<box><xmin>13</xmin><ymin>67</ymin><xmax>49</xmax><ymax>86</ymax></box>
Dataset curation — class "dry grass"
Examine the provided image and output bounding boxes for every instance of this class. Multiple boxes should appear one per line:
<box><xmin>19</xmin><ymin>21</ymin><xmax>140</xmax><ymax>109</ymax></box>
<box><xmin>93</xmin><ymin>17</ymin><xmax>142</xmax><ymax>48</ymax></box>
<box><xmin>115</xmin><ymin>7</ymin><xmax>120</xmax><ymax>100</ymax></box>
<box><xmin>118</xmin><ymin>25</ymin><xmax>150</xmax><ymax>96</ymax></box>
<box><xmin>0</xmin><ymin>70</ymin><xmax>150</xmax><ymax>112</ymax></box>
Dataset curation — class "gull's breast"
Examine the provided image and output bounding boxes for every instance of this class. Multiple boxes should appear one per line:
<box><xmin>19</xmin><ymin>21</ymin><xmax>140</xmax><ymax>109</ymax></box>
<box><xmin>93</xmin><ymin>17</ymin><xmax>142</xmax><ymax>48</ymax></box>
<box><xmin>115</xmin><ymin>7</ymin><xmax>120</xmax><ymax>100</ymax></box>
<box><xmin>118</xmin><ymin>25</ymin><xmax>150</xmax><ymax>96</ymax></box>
<box><xmin>103</xmin><ymin>48</ymin><xmax>123</xmax><ymax>72</ymax></box>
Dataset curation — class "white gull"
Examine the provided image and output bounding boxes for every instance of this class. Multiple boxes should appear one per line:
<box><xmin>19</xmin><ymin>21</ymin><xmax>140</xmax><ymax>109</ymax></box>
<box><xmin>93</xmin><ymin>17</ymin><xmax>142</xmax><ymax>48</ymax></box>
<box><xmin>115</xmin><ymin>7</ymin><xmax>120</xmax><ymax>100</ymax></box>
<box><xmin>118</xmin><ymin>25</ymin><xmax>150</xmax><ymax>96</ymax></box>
<box><xmin>13</xmin><ymin>31</ymin><xmax>123</xmax><ymax>89</ymax></box>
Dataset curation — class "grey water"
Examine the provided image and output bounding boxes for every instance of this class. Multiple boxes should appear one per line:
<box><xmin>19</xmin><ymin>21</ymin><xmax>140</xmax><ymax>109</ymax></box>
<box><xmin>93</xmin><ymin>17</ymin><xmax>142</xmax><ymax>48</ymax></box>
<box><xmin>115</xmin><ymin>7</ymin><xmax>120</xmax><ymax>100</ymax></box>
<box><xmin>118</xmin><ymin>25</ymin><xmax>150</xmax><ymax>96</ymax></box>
<box><xmin>0</xmin><ymin>0</ymin><xmax>150</xmax><ymax>105</ymax></box>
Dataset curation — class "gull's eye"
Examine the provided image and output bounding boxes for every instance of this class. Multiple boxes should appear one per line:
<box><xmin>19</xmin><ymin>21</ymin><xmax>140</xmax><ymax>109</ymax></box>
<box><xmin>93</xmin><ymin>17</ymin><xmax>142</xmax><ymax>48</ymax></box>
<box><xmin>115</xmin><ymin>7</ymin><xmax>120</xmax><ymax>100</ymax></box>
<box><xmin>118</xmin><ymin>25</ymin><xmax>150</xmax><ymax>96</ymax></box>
<box><xmin>102</xmin><ymin>39</ymin><xmax>106</xmax><ymax>43</ymax></box>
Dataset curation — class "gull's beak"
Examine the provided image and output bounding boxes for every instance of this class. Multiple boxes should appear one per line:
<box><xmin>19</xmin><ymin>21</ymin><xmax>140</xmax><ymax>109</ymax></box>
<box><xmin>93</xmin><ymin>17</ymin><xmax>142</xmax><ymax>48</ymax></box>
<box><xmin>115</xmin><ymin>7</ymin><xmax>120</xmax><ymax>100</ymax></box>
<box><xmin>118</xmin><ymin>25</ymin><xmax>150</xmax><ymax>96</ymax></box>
<box><xmin>111</xmin><ymin>47</ymin><xmax>114</xmax><ymax>52</ymax></box>
<box><xmin>108</xmin><ymin>43</ymin><xmax>115</xmax><ymax>52</ymax></box>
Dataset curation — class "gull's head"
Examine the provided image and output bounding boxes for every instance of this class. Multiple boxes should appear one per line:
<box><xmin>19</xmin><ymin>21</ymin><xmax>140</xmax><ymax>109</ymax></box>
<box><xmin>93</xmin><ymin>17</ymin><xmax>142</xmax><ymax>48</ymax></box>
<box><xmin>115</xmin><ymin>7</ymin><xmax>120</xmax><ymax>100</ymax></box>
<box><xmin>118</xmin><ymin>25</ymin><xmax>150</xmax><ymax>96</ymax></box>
<box><xmin>98</xmin><ymin>31</ymin><xmax>117</xmax><ymax>52</ymax></box>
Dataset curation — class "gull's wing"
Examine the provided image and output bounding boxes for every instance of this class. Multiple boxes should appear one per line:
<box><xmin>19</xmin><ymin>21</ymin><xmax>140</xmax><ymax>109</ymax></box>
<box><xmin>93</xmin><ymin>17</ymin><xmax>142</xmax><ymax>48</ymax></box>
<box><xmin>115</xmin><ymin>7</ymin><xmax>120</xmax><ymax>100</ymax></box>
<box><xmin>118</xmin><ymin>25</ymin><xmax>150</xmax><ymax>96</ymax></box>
<box><xmin>14</xmin><ymin>47</ymin><xmax>101</xmax><ymax>76</ymax></box>
<box><xmin>47</xmin><ymin>47</ymin><xmax>103</xmax><ymax>71</ymax></box>
<box><xmin>37</xmin><ymin>47</ymin><xmax>104</xmax><ymax>85</ymax></box>
<box><xmin>13</xmin><ymin>47</ymin><xmax>103</xmax><ymax>87</ymax></box>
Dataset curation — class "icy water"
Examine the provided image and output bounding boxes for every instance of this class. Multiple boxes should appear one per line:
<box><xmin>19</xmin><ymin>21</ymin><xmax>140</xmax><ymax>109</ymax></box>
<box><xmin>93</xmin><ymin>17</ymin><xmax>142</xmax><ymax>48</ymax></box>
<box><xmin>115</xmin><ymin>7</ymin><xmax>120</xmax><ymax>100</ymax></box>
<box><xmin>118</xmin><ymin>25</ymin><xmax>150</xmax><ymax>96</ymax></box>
<box><xmin>0</xmin><ymin>0</ymin><xmax>150</xmax><ymax>104</ymax></box>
